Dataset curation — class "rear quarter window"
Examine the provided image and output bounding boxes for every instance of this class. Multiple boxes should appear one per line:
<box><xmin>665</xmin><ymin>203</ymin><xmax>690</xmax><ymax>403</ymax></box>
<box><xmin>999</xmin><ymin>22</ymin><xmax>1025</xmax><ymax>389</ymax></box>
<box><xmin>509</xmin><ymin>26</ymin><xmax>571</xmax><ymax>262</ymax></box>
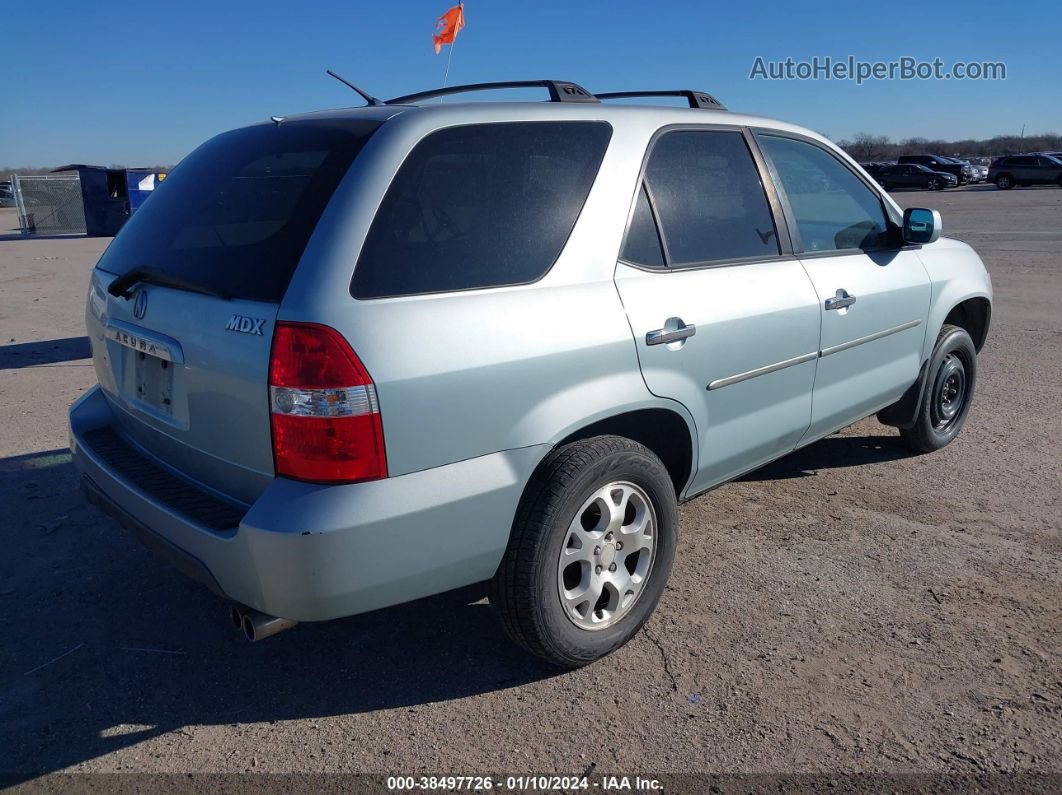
<box><xmin>351</xmin><ymin>121</ymin><xmax>612</xmax><ymax>299</ymax></box>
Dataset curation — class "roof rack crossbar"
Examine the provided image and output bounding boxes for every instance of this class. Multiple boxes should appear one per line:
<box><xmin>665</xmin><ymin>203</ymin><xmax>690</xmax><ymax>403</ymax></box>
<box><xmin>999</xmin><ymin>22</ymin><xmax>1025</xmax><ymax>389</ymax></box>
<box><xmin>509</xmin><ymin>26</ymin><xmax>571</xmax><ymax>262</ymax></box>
<box><xmin>386</xmin><ymin>80</ymin><xmax>598</xmax><ymax>105</ymax></box>
<box><xmin>595</xmin><ymin>90</ymin><xmax>727</xmax><ymax>111</ymax></box>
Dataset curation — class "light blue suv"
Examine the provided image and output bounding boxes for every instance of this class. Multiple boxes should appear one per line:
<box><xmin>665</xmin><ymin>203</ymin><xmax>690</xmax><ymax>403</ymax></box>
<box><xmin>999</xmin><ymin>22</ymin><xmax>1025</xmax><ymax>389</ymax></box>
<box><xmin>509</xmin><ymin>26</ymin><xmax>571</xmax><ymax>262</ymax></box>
<box><xmin>70</xmin><ymin>80</ymin><xmax>992</xmax><ymax>667</ymax></box>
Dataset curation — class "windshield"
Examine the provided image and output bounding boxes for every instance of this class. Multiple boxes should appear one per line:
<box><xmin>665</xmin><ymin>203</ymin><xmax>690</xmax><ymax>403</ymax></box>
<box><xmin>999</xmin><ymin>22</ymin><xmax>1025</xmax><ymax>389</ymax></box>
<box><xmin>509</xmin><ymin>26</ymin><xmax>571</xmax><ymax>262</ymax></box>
<box><xmin>97</xmin><ymin>118</ymin><xmax>381</xmax><ymax>303</ymax></box>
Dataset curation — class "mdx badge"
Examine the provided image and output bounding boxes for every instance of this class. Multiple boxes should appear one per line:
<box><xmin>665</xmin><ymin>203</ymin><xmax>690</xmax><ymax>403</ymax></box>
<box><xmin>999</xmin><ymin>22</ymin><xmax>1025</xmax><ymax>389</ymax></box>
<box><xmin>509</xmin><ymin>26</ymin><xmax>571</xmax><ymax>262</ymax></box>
<box><xmin>225</xmin><ymin>315</ymin><xmax>266</xmax><ymax>336</ymax></box>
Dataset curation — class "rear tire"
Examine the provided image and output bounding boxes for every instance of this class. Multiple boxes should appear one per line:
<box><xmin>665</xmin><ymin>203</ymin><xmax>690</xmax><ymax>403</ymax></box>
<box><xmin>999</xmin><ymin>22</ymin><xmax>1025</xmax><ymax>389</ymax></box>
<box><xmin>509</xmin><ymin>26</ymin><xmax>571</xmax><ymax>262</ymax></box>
<box><xmin>491</xmin><ymin>436</ymin><xmax>677</xmax><ymax>668</ymax></box>
<box><xmin>899</xmin><ymin>324</ymin><xmax>977</xmax><ymax>453</ymax></box>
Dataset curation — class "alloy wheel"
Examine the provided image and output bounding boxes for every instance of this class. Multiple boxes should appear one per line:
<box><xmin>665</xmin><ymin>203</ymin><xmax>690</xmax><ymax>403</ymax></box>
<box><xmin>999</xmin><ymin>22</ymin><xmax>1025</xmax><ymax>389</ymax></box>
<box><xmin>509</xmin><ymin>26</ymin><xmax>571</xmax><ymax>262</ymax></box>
<box><xmin>557</xmin><ymin>481</ymin><xmax>657</xmax><ymax>631</ymax></box>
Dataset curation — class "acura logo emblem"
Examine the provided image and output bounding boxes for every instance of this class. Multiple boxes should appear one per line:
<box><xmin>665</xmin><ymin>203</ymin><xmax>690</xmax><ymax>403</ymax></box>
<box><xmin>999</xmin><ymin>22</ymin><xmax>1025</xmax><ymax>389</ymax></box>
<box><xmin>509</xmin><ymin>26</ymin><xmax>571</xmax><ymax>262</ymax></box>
<box><xmin>133</xmin><ymin>290</ymin><xmax>148</xmax><ymax>320</ymax></box>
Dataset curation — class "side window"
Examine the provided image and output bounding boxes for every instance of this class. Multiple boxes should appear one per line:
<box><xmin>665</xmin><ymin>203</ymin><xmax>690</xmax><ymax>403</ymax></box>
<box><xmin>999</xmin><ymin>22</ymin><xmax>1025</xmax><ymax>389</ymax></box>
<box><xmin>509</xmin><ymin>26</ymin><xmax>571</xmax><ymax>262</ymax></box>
<box><xmin>759</xmin><ymin>135</ymin><xmax>890</xmax><ymax>253</ymax></box>
<box><xmin>352</xmin><ymin>121</ymin><xmax>612</xmax><ymax>299</ymax></box>
<box><xmin>637</xmin><ymin>130</ymin><xmax>780</xmax><ymax>265</ymax></box>
<box><xmin>621</xmin><ymin>184</ymin><xmax>665</xmax><ymax>267</ymax></box>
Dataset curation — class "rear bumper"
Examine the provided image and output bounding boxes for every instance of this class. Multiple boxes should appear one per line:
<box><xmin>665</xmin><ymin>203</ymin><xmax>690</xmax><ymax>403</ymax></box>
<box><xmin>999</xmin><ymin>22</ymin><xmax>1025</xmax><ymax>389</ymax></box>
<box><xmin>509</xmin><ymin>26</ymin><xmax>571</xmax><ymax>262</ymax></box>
<box><xmin>70</xmin><ymin>385</ymin><xmax>547</xmax><ymax>621</ymax></box>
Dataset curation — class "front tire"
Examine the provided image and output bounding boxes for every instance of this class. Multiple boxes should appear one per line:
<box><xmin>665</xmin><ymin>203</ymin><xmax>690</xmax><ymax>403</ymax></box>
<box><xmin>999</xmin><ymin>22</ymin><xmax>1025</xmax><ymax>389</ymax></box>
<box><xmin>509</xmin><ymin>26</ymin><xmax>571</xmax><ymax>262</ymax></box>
<box><xmin>996</xmin><ymin>174</ymin><xmax>1013</xmax><ymax>190</ymax></box>
<box><xmin>927</xmin><ymin>177</ymin><xmax>943</xmax><ymax>191</ymax></box>
<box><xmin>491</xmin><ymin>436</ymin><xmax>677</xmax><ymax>668</ymax></box>
<box><xmin>899</xmin><ymin>324</ymin><xmax>977</xmax><ymax>453</ymax></box>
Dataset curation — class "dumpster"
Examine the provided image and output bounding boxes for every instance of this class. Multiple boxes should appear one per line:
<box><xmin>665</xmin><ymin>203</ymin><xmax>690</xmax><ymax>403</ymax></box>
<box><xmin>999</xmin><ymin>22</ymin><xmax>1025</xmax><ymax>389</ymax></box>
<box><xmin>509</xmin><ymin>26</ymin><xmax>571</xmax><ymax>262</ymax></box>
<box><xmin>49</xmin><ymin>165</ymin><xmax>167</xmax><ymax>236</ymax></box>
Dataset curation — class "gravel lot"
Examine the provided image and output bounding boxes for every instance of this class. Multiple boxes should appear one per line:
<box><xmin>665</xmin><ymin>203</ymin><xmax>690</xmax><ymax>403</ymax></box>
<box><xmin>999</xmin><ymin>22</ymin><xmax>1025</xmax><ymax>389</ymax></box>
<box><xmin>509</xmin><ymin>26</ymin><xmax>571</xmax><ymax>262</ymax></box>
<box><xmin>0</xmin><ymin>186</ymin><xmax>1059</xmax><ymax>784</ymax></box>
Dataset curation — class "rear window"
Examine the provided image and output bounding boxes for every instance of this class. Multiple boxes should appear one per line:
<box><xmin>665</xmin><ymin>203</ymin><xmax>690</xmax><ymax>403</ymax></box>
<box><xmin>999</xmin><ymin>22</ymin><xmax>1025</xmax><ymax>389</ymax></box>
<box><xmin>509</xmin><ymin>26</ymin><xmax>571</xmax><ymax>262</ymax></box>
<box><xmin>351</xmin><ymin>121</ymin><xmax>612</xmax><ymax>299</ymax></box>
<box><xmin>97</xmin><ymin>118</ymin><xmax>380</xmax><ymax>303</ymax></box>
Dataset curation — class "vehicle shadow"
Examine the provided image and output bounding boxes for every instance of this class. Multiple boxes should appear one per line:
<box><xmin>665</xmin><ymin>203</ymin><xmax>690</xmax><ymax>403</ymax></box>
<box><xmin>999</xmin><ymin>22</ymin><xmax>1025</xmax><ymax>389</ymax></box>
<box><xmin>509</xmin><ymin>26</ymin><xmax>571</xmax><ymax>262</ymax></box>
<box><xmin>0</xmin><ymin>450</ymin><xmax>558</xmax><ymax>781</ymax></box>
<box><xmin>740</xmin><ymin>434</ymin><xmax>912</xmax><ymax>481</ymax></box>
<box><xmin>0</xmin><ymin>337</ymin><xmax>91</xmax><ymax>370</ymax></box>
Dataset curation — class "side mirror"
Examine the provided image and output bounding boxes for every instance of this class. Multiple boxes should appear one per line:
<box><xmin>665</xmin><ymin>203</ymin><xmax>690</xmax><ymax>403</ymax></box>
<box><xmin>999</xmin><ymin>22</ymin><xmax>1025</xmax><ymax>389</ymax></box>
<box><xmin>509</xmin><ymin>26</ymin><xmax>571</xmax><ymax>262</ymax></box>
<box><xmin>902</xmin><ymin>207</ymin><xmax>941</xmax><ymax>245</ymax></box>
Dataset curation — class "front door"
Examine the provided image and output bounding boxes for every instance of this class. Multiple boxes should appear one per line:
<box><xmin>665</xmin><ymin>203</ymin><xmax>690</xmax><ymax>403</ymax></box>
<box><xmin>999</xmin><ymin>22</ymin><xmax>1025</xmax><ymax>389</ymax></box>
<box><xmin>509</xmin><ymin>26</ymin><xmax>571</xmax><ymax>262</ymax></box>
<box><xmin>614</xmin><ymin>128</ymin><xmax>821</xmax><ymax>494</ymax></box>
<box><xmin>756</xmin><ymin>132</ymin><xmax>932</xmax><ymax>443</ymax></box>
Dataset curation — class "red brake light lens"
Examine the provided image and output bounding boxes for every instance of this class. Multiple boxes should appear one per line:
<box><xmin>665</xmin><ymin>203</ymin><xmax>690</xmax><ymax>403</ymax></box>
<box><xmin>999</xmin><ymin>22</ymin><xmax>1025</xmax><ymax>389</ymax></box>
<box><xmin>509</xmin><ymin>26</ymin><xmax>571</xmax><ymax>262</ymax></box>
<box><xmin>268</xmin><ymin>322</ymin><xmax>386</xmax><ymax>483</ymax></box>
<box><xmin>269</xmin><ymin>323</ymin><xmax>371</xmax><ymax>388</ymax></box>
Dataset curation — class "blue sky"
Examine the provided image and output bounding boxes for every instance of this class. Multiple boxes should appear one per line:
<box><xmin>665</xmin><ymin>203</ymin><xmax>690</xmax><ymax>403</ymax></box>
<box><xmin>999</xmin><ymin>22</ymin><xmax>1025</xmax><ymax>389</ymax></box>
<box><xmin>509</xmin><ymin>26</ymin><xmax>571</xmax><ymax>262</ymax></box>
<box><xmin>2</xmin><ymin>0</ymin><xmax>1059</xmax><ymax>166</ymax></box>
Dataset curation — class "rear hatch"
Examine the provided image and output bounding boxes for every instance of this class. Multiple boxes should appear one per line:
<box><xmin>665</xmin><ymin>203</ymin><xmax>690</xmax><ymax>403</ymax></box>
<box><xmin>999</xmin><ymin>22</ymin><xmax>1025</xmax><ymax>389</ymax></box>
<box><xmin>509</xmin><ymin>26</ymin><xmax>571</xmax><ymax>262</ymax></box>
<box><xmin>86</xmin><ymin>117</ymin><xmax>381</xmax><ymax>504</ymax></box>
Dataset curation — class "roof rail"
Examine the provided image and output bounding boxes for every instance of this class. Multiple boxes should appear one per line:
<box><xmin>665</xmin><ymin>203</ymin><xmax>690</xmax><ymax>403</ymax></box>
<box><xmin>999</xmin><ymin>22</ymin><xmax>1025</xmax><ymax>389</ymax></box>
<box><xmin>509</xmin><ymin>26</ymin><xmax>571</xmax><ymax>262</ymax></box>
<box><xmin>386</xmin><ymin>80</ymin><xmax>599</xmax><ymax>105</ymax></box>
<box><xmin>596</xmin><ymin>90</ymin><xmax>727</xmax><ymax>111</ymax></box>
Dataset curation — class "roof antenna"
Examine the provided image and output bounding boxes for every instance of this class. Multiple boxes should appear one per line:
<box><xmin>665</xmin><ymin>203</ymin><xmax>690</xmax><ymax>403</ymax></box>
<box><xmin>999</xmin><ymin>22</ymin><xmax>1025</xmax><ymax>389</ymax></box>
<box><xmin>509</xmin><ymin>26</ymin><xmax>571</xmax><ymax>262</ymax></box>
<box><xmin>326</xmin><ymin>69</ymin><xmax>384</xmax><ymax>106</ymax></box>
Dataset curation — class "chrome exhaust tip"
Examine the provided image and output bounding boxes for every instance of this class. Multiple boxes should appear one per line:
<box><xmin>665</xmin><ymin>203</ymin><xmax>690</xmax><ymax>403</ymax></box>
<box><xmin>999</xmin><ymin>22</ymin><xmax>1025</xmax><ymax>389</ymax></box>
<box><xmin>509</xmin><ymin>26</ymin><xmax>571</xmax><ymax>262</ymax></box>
<box><xmin>228</xmin><ymin>604</ymin><xmax>244</xmax><ymax>630</ymax></box>
<box><xmin>240</xmin><ymin>608</ymin><xmax>297</xmax><ymax>642</ymax></box>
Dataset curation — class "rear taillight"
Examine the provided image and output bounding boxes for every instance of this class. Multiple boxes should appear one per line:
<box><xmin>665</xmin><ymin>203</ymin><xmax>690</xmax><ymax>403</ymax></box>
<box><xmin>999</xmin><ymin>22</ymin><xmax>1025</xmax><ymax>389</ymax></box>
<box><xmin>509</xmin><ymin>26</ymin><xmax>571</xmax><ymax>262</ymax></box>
<box><xmin>268</xmin><ymin>322</ymin><xmax>386</xmax><ymax>483</ymax></box>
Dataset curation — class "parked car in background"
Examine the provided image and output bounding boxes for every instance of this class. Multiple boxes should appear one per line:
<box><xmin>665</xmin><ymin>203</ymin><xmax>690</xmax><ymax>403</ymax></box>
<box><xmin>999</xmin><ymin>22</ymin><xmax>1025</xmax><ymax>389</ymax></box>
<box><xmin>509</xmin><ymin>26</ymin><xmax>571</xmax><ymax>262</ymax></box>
<box><xmin>950</xmin><ymin>159</ymin><xmax>987</xmax><ymax>183</ymax></box>
<box><xmin>987</xmin><ymin>154</ymin><xmax>1062</xmax><ymax>189</ymax></box>
<box><xmin>0</xmin><ymin>181</ymin><xmax>13</xmax><ymax>208</ymax></box>
<box><xmin>942</xmin><ymin>156</ymin><xmax>980</xmax><ymax>184</ymax></box>
<box><xmin>69</xmin><ymin>79</ymin><xmax>994</xmax><ymax>667</ymax></box>
<box><xmin>859</xmin><ymin>162</ymin><xmax>891</xmax><ymax>178</ymax></box>
<box><xmin>898</xmin><ymin>154</ymin><xmax>971</xmax><ymax>185</ymax></box>
<box><xmin>875</xmin><ymin>163</ymin><xmax>957</xmax><ymax>191</ymax></box>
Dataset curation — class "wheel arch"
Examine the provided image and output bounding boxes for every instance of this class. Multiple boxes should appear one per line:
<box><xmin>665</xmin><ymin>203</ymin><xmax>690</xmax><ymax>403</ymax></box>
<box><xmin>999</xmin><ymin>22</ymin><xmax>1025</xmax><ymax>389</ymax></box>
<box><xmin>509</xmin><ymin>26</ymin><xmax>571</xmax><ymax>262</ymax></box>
<box><xmin>554</xmin><ymin>407</ymin><xmax>697</xmax><ymax>498</ymax></box>
<box><xmin>943</xmin><ymin>297</ymin><xmax>991</xmax><ymax>352</ymax></box>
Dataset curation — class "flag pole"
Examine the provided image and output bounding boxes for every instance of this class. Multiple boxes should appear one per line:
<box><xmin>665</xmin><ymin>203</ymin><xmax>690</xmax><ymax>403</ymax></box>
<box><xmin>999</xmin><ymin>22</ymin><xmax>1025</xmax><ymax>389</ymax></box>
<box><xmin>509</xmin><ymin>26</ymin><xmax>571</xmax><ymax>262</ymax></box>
<box><xmin>442</xmin><ymin>36</ymin><xmax>456</xmax><ymax>89</ymax></box>
<box><xmin>441</xmin><ymin>3</ymin><xmax>461</xmax><ymax>90</ymax></box>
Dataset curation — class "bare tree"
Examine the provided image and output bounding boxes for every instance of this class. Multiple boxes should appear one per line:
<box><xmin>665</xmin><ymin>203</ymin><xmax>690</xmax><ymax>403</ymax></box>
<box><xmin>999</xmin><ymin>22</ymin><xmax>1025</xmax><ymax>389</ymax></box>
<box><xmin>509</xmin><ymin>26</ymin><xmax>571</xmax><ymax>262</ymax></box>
<box><xmin>847</xmin><ymin>132</ymin><xmax>892</xmax><ymax>162</ymax></box>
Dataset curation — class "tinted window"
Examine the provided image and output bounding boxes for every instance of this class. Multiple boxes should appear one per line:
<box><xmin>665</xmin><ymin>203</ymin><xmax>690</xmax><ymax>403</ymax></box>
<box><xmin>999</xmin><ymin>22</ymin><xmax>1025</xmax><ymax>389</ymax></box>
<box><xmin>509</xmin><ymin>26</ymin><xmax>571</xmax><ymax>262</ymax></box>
<box><xmin>352</xmin><ymin>122</ymin><xmax>611</xmax><ymax>299</ymax></box>
<box><xmin>1011</xmin><ymin>156</ymin><xmax>1035</xmax><ymax>165</ymax></box>
<box><xmin>641</xmin><ymin>130</ymin><xmax>779</xmax><ymax>265</ymax></box>
<box><xmin>97</xmin><ymin>119</ymin><xmax>379</xmax><ymax>302</ymax></box>
<box><xmin>621</xmin><ymin>184</ymin><xmax>665</xmax><ymax>266</ymax></box>
<box><xmin>760</xmin><ymin>135</ymin><xmax>890</xmax><ymax>253</ymax></box>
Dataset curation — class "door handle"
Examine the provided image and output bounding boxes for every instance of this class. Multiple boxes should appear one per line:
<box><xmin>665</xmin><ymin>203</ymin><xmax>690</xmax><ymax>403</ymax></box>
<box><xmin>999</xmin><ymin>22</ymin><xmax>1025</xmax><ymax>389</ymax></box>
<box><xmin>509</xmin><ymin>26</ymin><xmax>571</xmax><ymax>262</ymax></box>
<box><xmin>825</xmin><ymin>289</ymin><xmax>857</xmax><ymax>311</ymax></box>
<box><xmin>646</xmin><ymin>320</ymin><xmax>696</xmax><ymax>346</ymax></box>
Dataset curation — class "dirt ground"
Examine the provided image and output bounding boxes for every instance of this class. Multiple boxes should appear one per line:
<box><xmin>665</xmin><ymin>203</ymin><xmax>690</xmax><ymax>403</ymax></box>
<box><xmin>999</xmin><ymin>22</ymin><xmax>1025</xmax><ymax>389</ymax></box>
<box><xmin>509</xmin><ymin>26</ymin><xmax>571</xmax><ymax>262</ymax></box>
<box><xmin>0</xmin><ymin>187</ymin><xmax>1059</xmax><ymax>785</ymax></box>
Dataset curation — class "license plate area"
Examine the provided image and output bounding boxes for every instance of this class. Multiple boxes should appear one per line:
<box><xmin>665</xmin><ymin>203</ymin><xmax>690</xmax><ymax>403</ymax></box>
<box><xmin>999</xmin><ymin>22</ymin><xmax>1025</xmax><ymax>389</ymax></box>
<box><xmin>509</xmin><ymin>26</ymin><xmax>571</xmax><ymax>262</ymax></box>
<box><xmin>132</xmin><ymin>350</ymin><xmax>175</xmax><ymax>415</ymax></box>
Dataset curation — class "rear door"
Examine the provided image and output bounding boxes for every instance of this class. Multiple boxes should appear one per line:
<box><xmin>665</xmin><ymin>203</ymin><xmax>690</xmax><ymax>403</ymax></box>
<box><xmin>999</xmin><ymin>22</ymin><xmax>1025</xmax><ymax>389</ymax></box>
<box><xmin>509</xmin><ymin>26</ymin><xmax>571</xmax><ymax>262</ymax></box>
<box><xmin>614</xmin><ymin>128</ymin><xmax>820</xmax><ymax>494</ymax></box>
<box><xmin>87</xmin><ymin>118</ymin><xmax>380</xmax><ymax>503</ymax></box>
<box><xmin>756</xmin><ymin>132</ymin><xmax>931</xmax><ymax>443</ymax></box>
<box><xmin>1010</xmin><ymin>156</ymin><xmax>1037</xmax><ymax>183</ymax></box>
<box><xmin>897</xmin><ymin>165</ymin><xmax>919</xmax><ymax>188</ymax></box>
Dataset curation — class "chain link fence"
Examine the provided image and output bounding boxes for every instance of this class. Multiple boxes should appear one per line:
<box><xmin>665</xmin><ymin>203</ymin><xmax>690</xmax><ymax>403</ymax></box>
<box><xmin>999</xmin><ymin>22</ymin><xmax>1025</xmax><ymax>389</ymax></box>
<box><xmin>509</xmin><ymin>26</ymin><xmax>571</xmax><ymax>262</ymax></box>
<box><xmin>13</xmin><ymin>175</ymin><xmax>87</xmax><ymax>235</ymax></box>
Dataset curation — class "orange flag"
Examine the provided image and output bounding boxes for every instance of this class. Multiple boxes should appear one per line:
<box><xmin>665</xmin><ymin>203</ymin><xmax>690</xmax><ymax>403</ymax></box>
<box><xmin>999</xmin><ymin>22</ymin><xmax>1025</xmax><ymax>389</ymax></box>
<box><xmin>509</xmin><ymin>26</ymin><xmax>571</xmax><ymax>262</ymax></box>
<box><xmin>433</xmin><ymin>2</ymin><xmax>465</xmax><ymax>54</ymax></box>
